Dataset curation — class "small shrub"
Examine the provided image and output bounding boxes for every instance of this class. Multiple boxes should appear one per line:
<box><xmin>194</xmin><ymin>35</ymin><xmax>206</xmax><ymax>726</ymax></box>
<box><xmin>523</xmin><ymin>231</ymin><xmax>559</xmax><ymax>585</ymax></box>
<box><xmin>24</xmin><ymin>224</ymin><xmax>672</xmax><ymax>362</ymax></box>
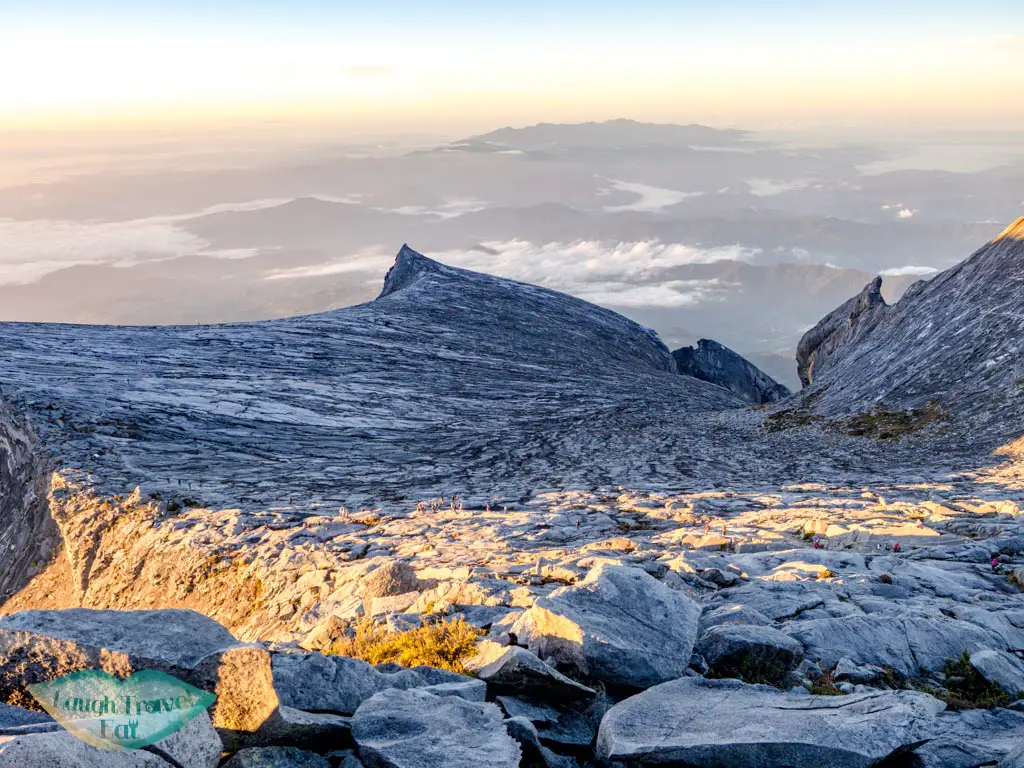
<box><xmin>327</xmin><ymin>617</ymin><xmax>481</xmax><ymax>674</ymax></box>
<box><xmin>709</xmin><ymin>656</ymin><xmax>790</xmax><ymax>687</ymax></box>
<box><xmin>931</xmin><ymin>651</ymin><xmax>1011</xmax><ymax>710</ymax></box>
<box><xmin>809</xmin><ymin>670</ymin><xmax>843</xmax><ymax>696</ymax></box>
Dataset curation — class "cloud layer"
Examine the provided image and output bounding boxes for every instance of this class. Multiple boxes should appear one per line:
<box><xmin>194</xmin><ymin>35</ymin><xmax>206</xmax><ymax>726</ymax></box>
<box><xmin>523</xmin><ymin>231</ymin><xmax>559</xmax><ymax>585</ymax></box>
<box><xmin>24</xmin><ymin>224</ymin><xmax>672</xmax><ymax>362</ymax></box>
<box><xmin>267</xmin><ymin>239</ymin><xmax>755</xmax><ymax>309</ymax></box>
<box><xmin>0</xmin><ymin>196</ymin><xmax>365</xmax><ymax>285</ymax></box>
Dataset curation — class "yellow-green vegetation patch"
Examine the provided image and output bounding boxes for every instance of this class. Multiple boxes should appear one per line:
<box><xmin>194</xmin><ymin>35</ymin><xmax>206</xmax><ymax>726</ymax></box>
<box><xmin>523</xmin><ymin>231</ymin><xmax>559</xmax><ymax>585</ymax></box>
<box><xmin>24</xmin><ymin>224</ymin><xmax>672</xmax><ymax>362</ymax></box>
<box><xmin>836</xmin><ymin>400</ymin><xmax>946</xmax><ymax>440</ymax></box>
<box><xmin>327</xmin><ymin>617</ymin><xmax>481</xmax><ymax>674</ymax></box>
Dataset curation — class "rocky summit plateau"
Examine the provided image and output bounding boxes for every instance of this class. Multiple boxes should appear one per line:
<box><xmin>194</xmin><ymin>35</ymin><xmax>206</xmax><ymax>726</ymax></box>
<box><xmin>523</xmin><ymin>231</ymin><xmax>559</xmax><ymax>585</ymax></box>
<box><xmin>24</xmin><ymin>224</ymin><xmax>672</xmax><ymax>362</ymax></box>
<box><xmin>0</xmin><ymin>221</ymin><xmax>1023</xmax><ymax>767</ymax></box>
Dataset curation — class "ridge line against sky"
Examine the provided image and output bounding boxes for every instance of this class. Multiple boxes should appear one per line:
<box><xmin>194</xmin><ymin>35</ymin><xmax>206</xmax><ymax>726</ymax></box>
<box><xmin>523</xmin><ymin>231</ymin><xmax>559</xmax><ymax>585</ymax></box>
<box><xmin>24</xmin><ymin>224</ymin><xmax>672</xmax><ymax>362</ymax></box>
<box><xmin>1</xmin><ymin>1</ymin><xmax>1023</xmax><ymax>132</ymax></box>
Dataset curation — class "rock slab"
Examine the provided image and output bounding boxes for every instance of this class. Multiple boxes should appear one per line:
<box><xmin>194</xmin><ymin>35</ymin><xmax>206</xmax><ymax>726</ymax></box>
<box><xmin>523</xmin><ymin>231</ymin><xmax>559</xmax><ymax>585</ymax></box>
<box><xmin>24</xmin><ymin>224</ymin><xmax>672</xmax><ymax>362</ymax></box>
<box><xmin>596</xmin><ymin>676</ymin><xmax>944</xmax><ymax>768</ymax></box>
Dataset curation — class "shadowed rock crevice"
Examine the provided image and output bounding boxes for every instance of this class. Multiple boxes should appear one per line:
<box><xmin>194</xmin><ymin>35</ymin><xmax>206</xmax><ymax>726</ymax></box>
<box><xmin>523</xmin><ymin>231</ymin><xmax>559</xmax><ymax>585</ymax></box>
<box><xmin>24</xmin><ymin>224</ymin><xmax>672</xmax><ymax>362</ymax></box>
<box><xmin>0</xmin><ymin>400</ymin><xmax>59</xmax><ymax>606</ymax></box>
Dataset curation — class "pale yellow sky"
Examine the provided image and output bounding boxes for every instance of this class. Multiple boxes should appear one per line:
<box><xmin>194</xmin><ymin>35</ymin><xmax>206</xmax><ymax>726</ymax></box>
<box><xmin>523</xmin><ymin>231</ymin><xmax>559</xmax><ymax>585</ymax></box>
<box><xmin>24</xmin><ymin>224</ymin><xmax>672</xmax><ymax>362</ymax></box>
<box><xmin>1</xmin><ymin>18</ymin><xmax>1022</xmax><ymax>132</ymax></box>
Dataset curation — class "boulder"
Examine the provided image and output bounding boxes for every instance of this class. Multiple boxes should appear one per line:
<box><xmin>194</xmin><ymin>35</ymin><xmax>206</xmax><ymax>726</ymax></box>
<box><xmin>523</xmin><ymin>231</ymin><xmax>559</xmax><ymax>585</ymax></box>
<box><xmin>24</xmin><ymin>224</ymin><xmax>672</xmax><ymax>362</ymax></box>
<box><xmin>272</xmin><ymin>651</ymin><xmax>482</xmax><ymax>714</ymax></box>
<box><xmin>969</xmin><ymin>650</ymin><xmax>1024</xmax><ymax>697</ymax></box>
<box><xmin>922</xmin><ymin>709</ymin><xmax>1024</xmax><ymax>768</ymax></box>
<box><xmin>222</xmin><ymin>747</ymin><xmax>331</xmax><ymax>768</ymax></box>
<box><xmin>596</xmin><ymin>676</ymin><xmax>944</xmax><ymax>768</ymax></box>
<box><xmin>361</xmin><ymin>562</ymin><xmax>419</xmax><ymax>601</ymax></box>
<box><xmin>0</xmin><ymin>609</ymin><xmax>278</xmax><ymax>747</ymax></box>
<box><xmin>0</xmin><ymin>729</ymin><xmax>169</xmax><ymax>767</ymax></box>
<box><xmin>352</xmin><ymin>689</ymin><xmax>520</xmax><ymax>768</ymax></box>
<box><xmin>510</xmin><ymin>563</ymin><xmax>701</xmax><ymax>688</ymax></box>
<box><xmin>708</xmin><ymin>582</ymin><xmax>826</xmax><ymax>621</ymax></box>
<box><xmin>696</xmin><ymin>624</ymin><xmax>804</xmax><ymax>683</ymax></box>
<box><xmin>833</xmin><ymin>657</ymin><xmax>886</xmax><ymax>684</ymax></box>
<box><xmin>466</xmin><ymin>643</ymin><xmax>595</xmax><ymax>701</ymax></box>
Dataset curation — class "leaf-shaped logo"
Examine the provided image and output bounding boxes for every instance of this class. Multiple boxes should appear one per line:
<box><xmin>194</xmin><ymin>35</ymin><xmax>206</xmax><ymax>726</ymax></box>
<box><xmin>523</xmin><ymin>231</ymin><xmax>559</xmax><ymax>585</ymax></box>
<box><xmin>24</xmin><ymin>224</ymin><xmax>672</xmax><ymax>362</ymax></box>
<box><xmin>28</xmin><ymin>669</ymin><xmax>216</xmax><ymax>751</ymax></box>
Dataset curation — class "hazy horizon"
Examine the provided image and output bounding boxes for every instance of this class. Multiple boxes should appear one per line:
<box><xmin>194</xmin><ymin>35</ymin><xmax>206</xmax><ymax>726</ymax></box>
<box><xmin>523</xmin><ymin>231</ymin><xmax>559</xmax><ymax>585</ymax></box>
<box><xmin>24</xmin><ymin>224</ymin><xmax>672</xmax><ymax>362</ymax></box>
<box><xmin>3</xmin><ymin>1</ymin><xmax>1024</xmax><ymax>133</ymax></box>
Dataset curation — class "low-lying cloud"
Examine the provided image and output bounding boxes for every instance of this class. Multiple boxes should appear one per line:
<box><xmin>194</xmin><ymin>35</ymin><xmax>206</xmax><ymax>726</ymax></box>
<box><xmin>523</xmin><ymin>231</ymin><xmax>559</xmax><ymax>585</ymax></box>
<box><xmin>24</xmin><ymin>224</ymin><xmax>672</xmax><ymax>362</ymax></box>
<box><xmin>379</xmin><ymin>198</ymin><xmax>489</xmax><ymax>218</ymax></box>
<box><xmin>880</xmin><ymin>265</ymin><xmax>938</xmax><ymax>277</ymax></box>
<box><xmin>0</xmin><ymin>195</ymin><xmax>363</xmax><ymax>285</ymax></box>
<box><xmin>746</xmin><ymin>178</ymin><xmax>811</xmax><ymax>197</ymax></box>
<box><xmin>600</xmin><ymin>180</ymin><xmax>702</xmax><ymax>213</ymax></box>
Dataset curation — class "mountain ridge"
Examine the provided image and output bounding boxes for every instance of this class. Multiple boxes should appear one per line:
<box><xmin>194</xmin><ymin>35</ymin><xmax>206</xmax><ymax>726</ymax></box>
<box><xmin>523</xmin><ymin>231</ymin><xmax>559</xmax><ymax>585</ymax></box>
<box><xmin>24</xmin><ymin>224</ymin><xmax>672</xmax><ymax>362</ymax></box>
<box><xmin>792</xmin><ymin>220</ymin><xmax>1024</xmax><ymax>442</ymax></box>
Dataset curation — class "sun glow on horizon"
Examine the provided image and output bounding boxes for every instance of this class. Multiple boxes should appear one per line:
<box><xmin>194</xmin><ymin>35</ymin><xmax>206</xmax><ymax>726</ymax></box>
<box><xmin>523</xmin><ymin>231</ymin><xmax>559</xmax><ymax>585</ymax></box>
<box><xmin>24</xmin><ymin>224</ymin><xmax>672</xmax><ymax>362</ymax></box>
<box><xmin>1</xmin><ymin>6</ymin><xmax>1022</xmax><ymax>131</ymax></box>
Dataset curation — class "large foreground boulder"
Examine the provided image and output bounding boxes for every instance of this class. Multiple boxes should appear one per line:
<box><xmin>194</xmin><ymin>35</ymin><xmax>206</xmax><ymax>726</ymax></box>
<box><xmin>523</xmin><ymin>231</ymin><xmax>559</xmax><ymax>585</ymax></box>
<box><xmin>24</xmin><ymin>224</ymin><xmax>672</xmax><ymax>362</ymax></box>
<box><xmin>510</xmin><ymin>563</ymin><xmax>701</xmax><ymax>688</ymax></box>
<box><xmin>596</xmin><ymin>676</ymin><xmax>944</xmax><ymax>768</ymax></box>
<box><xmin>0</xmin><ymin>609</ymin><xmax>278</xmax><ymax>745</ymax></box>
<box><xmin>352</xmin><ymin>689</ymin><xmax>520</xmax><ymax>768</ymax></box>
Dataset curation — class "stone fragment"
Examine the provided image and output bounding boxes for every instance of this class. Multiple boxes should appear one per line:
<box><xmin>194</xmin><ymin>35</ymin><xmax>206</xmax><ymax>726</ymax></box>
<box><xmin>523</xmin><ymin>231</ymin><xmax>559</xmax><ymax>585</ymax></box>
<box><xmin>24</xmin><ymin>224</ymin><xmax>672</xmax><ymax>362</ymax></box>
<box><xmin>466</xmin><ymin>643</ymin><xmax>595</xmax><ymax>701</ymax></box>
<box><xmin>272</xmin><ymin>651</ymin><xmax>479</xmax><ymax>715</ymax></box>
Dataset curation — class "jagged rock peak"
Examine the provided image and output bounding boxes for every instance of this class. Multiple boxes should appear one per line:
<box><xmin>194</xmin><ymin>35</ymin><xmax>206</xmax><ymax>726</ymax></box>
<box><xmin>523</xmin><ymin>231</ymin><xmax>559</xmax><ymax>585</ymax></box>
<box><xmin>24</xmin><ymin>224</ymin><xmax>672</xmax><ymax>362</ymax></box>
<box><xmin>789</xmin><ymin>220</ymin><xmax>1024</xmax><ymax>441</ymax></box>
<box><xmin>995</xmin><ymin>216</ymin><xmax>1024</xmax><ymax>241</ymax></box>
<box><xmin>378</xmin><ymin>244</ymin><xmax>441</xmax><ymax>298</ymax></box>
<box><xmin>672</xmin><ymin>339</ymin><xmax>790</xmax><ymax>405</ymax></box>
<box><xmin>796</xmin><ymin>275</ymin><xmax>888</xmax><ymax>388</ymax></box>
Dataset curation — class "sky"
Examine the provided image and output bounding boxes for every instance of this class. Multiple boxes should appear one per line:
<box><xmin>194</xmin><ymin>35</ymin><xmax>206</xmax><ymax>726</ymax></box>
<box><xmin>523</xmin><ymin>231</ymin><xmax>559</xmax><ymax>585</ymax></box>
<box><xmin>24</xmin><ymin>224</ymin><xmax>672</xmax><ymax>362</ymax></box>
<box><xmin>1</xmin><ymin>1</ymin><xmax>1023</xmax><ymax>133</ymax></box>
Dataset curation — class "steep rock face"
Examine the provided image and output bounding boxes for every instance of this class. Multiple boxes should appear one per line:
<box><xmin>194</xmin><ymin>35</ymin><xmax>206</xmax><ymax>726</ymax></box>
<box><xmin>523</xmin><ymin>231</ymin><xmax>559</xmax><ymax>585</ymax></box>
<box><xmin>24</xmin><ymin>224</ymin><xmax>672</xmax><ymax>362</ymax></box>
<box><xmin>0</xmin><ymin>401</ymin><xmax>58</xmax><ymax>604</ymax></box>
<box><xmin>673</xmin><ymin>339</ymin><xmax>790</xmax><ymax>404</ymax></box>
<box><xmin>795</xmin><ymin>276</ymin><xmax>888</xmax><ymax>388</ymax></box>
<box><xmin>792</xmin><ymin>218</ymin><xmax>1024</xmax><ymax>441</ymax></box>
